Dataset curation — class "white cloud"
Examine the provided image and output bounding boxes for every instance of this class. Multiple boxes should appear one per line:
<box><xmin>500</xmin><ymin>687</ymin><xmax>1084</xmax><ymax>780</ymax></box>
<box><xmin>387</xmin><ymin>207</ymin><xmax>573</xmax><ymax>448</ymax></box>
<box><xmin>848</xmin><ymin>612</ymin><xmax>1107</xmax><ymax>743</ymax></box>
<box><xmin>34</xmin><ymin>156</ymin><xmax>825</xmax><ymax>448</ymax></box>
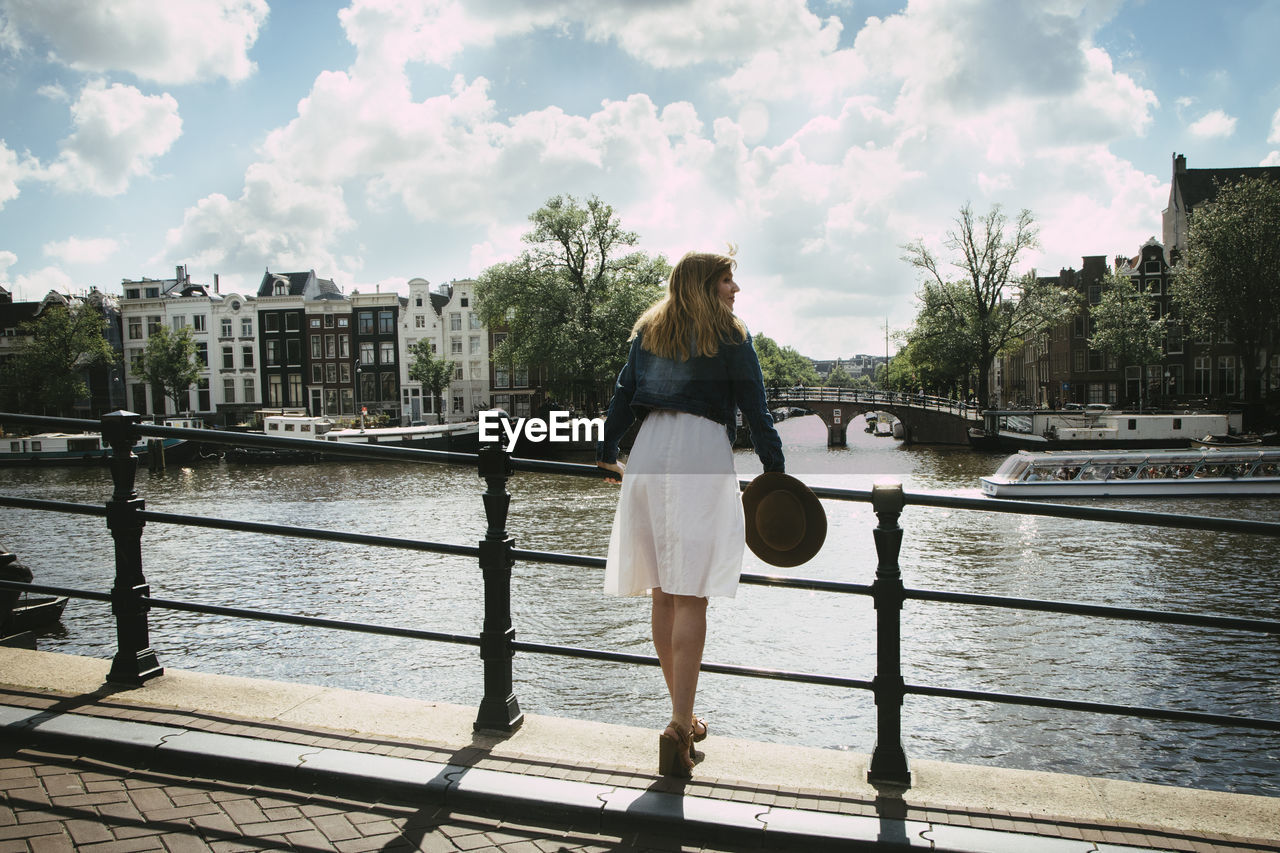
<box><xmin>0</xmin><ymin>0</ymin><xmax>267</xmax><ymax>84</ymax></box>
<box><xmin>10</xmin><ymin>265</ymin><xmax>75</xmax><ymax>300</ymax></box>
<box><xmin>1263</xmin><ymin>151</ymin><xmax>1280</xmax><ymax>167</ymax></box>
<box><xmin>36</xmin><ymin>83</ymin><xmax>68</xmax><ymax>101</ymax></box>
<box><xmin>0</xmin><ymin>141</ymin><xmax>28</xmax><ymax>208</ymax></box>
<box><xmin>42</xmin><ymin>235</ymin><xmax>118</xmax><ymax>264</ymax></box>
<box><xmin>0</xmin><ymin>249</ymin><xmax>16</xmax><ymax>280</ymax></box>
<box><xmin>38</xmin><ymin>80</ymin><xmax>182</xmax><ymax>196</ymax></box>
<box><xmin>1269</xmin><ymin>107</ymin><xmax>1280</xmax><ymax>145</ymax></box>
<box><xmin>1188</xmin><ymin>109</ymin><xmax>1236</xmax><ymax>139</ymax></box>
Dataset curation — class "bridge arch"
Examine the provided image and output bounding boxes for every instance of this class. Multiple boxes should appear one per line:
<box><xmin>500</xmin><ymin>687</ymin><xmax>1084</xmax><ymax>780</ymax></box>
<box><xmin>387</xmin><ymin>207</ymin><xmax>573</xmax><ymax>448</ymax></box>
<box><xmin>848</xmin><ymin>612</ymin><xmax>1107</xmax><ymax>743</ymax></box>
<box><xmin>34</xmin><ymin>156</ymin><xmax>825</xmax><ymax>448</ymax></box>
<box><xmin>769</xmin><ymin>388</ymin><xmax>979</xmax><ymax>446</ymax></box>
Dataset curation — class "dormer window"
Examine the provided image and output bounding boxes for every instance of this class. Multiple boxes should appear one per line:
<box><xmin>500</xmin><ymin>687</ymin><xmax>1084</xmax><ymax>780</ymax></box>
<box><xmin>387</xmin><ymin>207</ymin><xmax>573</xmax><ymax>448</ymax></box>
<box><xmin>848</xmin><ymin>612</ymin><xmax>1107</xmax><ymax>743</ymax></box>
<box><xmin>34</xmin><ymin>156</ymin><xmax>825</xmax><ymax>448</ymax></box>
<box><xmin>274</xmin><ymin>282</ymin><xmax>287</xmax><ymax>295</ymax></box>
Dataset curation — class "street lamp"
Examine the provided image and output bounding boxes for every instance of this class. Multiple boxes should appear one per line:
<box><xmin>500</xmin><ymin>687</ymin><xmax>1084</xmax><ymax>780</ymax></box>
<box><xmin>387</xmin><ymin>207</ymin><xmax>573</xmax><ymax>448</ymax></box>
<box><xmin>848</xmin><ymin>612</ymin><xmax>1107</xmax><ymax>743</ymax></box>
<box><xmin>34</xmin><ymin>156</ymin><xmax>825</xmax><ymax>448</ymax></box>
<box><xmin>354</xmin><ymin>360</ymin><xmax>365</xmax><ymax>431</ymax></box>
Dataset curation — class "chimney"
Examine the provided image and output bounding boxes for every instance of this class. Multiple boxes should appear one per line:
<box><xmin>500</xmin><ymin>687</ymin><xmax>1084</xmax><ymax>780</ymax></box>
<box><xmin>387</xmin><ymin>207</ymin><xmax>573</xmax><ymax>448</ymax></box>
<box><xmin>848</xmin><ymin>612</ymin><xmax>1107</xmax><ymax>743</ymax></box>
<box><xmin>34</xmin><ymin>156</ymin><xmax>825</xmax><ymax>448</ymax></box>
<box><xmin>214</xmin><ymin>273</ymin><xmax>220</xmax><ymax>294</ymax></box>
<box><xmin>176</xmin><ymin>264</ymin><xmax>186</xmax><ymax>283</ymax></box>
<box><xmin>1174</xmin><ymin>152</ymin><xmax>1186</xmax><ymax>175</ymax></box>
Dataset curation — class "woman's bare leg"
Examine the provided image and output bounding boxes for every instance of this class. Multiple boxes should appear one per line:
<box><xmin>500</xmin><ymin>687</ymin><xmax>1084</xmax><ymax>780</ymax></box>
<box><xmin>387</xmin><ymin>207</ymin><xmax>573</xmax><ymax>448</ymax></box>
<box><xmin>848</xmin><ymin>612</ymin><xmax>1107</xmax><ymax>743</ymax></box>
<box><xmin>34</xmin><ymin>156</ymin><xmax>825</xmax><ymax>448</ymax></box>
<box><xmin>652</xmin><ymin>590</ymin><xmax>707</xmax><ymax>727</ymax></box>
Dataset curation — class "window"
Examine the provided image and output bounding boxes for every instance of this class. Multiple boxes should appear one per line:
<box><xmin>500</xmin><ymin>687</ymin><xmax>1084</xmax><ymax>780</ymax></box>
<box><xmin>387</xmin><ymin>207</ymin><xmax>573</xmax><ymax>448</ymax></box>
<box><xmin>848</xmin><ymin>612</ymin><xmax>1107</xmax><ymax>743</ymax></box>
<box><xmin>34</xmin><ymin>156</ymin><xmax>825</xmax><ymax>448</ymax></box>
<box><xmin>311</xmin><ymin>335</ymin><xmax>322</xmax><ymax>358</ymax></box>
<box><xmin>469</xmin><ymin>336</ymin><xmax>480</xmax><ymax>354</ymax></box>
<box><xmin>1194</xmin><ymin>356</ymin><xmax>1211</xmax><ymax>395</ymax></box>
<box><xmin>310</xmin><ymin>317</ymin><xmax>322</xmax><ymax>328</ymax></box>
<box><xmin>242</xmin><ymin>345</ymin><xmax>254</xmax><ymax>369</ymax></box>
<box><xmin>460</xmin><ymin>297</ymin><xmax>469</xmax><ymax>307</ymax></box>
<box><xmin>172</xmin><ymin>315</ymin><xmax>186</xmax><ymax>331</ymax></box>
<box><xmin>379</xmin><ymin>310</ymin><xmax>394</xmax><ymax>333</ymax></box>
<box><xmin>454</xmin><ymin>362</ymin><xmax>464</xmax><ymax>380</ymax></box>
<box><xmin>325</xmin><ymin>335</ymin><xmax>336</xmax><ymax>358</ymax></box>
<box><xmin>1166</xmin><ymin>322</ymin><xmax>1183</xmax><ymax>355</ymax></box>
<box><xmin>415</xmin><ymin>316</ymin><xmax>426</xmax><ymax>328</ymax></box>
<box><xmin>266</xmin><ymin>340</ymin><xmax>279</xmax><ymax>366</ymax></box>
<box><xmin>288</xmin><ymin>373</ymin><xmax>303</xmax><ymax>404</ymax></box>
<box><xmin>125</xmin><ymin>288</ymin><xmax>140</xmax><ymax>299</ymax></box>
<box><xmin>380</xmin><ymin>341</ymin><xmax>395</xmax><ymax>364</ymax></box>
<box><xmin>129</xmin><ymin>349</ymin><xmax>144</xmax><ymax>373</ymax></box>
<box><xmin>196</xmin><ymin>342</ymin><xmax>208</xmax><ymax>366</ymax></box>
<box><xmin>265</xmin><ymin>313</ymin><xmax>279</xmax><ymax>332</ymax></box>
<box><xmin>243</xmin><ymin>377</ymin><xmax>255</xmax><ymax>403</ymax></box>
<box><xmin>514</xmin><ymin>365</ymin><xmax>528</xmax><ymax>388</ymax></box>
<box><xmin>1087</xmin><ymin>348</ymin><xmax>1103</xmax><ymax>371</ymax></box>
<box><xmin>451</xmin><ymin>338</ymin><xmax>462</xmax><ymax>355</ymax></box>
<box><xmin>469</xmin><ymin>313</ymin><xmax>483</xmax><ymax>329</ymax></box>
<box><xmin>324</xmin><ymin>314</ymin><xmax>334</xmax><ymax>328</ymax></box>
<box><xmin>221</xmin><ymin>318</ymin><xmax>233</xmax><ymax>337</ymax></box>
<box><xmin>326</xmin><ymin>363</ymin><xmax>337</xmax><ymax>384</ymax></box>
<box><xmin>193</xmin><ymin>315</ymin><xmax>206</xmax><ymax>332</ymax></box>
<box><xmin>337</xmin><ymin>316</ymin><xmax>349</xmax><ymax>328</ymax></box>
<box><xmin>1217</xmin><ymin>356</ymin><xmax>1237</xmax><ymax>397</ymax></box>
<box><xmin>312</xmin><ymin>364</ymin><xmax>323</xmax><ymax>383</ymax></box>
<box><xmin>415</xmin><ymin>296</ymin><xmax>423</xmax><ymax>307</ymax></box>
<box><xmin>147</xmin><ymin>316</ymin><xmax>162</xmax><ymax>335</ymax></box>
<box><xmin>1088</xmin><ymin>283</ymin><xmax>1102</xmax><ymax>304</ymax></box>
<box><xmin>340</xmin><ymin>388</ymin><xmax>353</xmax><ymax>414</ymax></box>
<box><xmin>128</xmin><ymin>318</ymin><xmax>142</xmax><ymax>340</ymax></box>
<box><xmin>145</xmin><ymin>287</ymin><xmax>159</xmax><ymax>299</ymax></box>
<box><xmin>222</xmin><ymin>346</ymin><xmax>234</xmax><ymax>369</ymax></box>
<box><xmin>360</xmin><ymin>371</ymin><xmax>376</xmax><ymax>402</ymax></box>
<box><xmin>1148</xmin><ymin>276</ymin><xmax>1162</xmax><ymax>296</ymax></box>
<box><xmin>339</xmin><ymin>336</ymin><xmax>350</xmax><ymax>358</ymax></box>
<box><xmin>325</xmin><ymin>389</ymin><xmax>338</xmax><ymax>414</ymax></box>
<box><xmin>340</xmin><ymin>362</ymin><xmax>351</xmax><ymax>383</ymax></box>
<box><xmin>358</xmin><ymin>311</ymin><xmax>375</xmax><ymax>334</ymax></box>
<box><xmin>285</xmin><ymin>314</ymin><xmax>299</xmax><ymax>332</ymax></box>
<box><xmin>469</xmin><ymin>360</ymin><xmax>482</xmax><ymax>380</ymax></box>
<box><xmin>1144</xmin><ymin>259</ymin><xmax>1161</xmax><ymax>275</ymax></box>
<box><xmin>453</xmin><ymin>394</ymin><xmax>464</xmax><ymax>413</ymax></box>
<box><xmin>360</xmin><ymin>341</ymin><xmax>375</xmax><ymax>365</ymax></box>
<box><xmin>224</xmin><ymin>377</ymin><xmax>236</xmax><ymax>403</ymax></box>
<box><xmin>450</xmin><ymin>312</ymin><xmax>462</xmax><ymax>331</ymax></box>
<box><xmin>380</xmin><ymin>372</ymin><xmax>396</xmax><ymax>400</ymax></box>
<box><xmin>494</xmin><ymin>365</ymin><xmax>509</xmax><ymax>388</ymax></box>
<box><xmin>241</xmin><ymin>318</ymin><xmax>253</xmax><ymax>337</ymax></box>
<box><xmin>286</xmin><ymin>339</ymin><xmax>301</xmax><ymax>363</ymax></box>
<box><xmin>1166</xmin><ymin>364</ymin><xmax>1183</xmax><ymax>395</ymax></box>
<box><xmin>268</xmin><ymin>375</ymin><xmax>282</xmax><ymax>406</ymax></box>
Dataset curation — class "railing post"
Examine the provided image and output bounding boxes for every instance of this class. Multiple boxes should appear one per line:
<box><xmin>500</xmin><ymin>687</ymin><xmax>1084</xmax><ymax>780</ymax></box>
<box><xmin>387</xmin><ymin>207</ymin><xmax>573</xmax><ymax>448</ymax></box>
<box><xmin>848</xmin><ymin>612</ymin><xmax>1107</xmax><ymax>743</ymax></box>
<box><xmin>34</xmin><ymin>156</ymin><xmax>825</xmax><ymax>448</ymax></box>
<box><xmin>101</xmin><ymin>411</ymin><xmax>163</xmax><ymax>685</ymax></box>
<box><xmin>474</xmin><ymin>441</ymin><xmax>524</xmax><ymax>733</ymax></box>
<box><xmin>868</xmin><ymin>481</ymin><xmax>911</xmax><ymax>788</ymax></box>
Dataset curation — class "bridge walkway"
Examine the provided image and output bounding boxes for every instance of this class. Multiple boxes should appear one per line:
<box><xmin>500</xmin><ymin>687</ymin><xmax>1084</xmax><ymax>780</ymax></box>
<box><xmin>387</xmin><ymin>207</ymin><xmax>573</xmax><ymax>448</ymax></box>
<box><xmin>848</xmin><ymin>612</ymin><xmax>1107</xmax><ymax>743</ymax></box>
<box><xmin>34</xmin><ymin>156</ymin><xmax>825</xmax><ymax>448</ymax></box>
<box><xmin>3</xmin><ymin>649</ymin><xmax>1276</xmax><ymax>853</ymax></box>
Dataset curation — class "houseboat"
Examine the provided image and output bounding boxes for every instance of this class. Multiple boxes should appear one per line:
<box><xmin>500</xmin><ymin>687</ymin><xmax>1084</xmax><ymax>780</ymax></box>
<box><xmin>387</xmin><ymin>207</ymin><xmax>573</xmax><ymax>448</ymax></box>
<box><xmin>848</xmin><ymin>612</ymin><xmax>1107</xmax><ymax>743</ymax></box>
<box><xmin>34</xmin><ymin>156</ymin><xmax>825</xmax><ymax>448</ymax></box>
<box><xmin>0</xmin><ymin>418</ymin><xmax>196</xmax><ymax>467</ymax></box>
<box><xmin>980</xmin><ymin>447</ymin><xmax>1280</xmax><ymax>498</ymax></box>
<box><xmin>226</xmin><ymin>415</ymin><xmax>479</xmax><ymax>462</ymax></box>
<box><xmin>968</xmin><ymin>409</ymin><xmax>1242</xmax><ymax>451</ymax></box>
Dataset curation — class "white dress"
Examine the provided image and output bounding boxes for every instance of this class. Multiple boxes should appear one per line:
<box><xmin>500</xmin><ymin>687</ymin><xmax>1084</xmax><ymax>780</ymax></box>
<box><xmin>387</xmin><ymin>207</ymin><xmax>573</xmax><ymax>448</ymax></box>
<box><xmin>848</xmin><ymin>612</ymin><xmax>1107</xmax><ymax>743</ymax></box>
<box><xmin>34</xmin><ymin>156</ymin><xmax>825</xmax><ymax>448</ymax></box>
<box><xmin>603</xmin><ymin>409</ymin><xmax>746</xmax><ymax>598</ymax></box>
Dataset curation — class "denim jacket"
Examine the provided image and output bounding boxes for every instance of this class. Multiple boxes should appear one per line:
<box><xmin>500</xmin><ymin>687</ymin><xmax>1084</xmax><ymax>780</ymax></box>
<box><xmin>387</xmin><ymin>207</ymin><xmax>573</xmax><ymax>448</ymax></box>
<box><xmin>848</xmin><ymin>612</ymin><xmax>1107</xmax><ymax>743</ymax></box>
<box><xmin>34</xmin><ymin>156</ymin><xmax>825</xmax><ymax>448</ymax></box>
<box><xmin>596</xmin><ymin>330</ymin><xmax>785</xmax><ymax>473</ymax></box>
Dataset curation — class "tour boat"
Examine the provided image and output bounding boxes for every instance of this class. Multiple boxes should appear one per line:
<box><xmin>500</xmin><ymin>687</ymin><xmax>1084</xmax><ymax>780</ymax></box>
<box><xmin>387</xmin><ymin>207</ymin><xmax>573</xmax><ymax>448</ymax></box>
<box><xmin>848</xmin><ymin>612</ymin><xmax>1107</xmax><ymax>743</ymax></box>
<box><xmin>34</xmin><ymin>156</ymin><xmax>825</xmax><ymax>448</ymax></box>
<box><xmin>225</xmin><ymin>414</ymin><xmax>479</xmax><ymax>462</ymax></box>
<box><xmin>980</xmin><ymin>447</ymin><xmax>1280</xmax><ymax>498</ymax></box>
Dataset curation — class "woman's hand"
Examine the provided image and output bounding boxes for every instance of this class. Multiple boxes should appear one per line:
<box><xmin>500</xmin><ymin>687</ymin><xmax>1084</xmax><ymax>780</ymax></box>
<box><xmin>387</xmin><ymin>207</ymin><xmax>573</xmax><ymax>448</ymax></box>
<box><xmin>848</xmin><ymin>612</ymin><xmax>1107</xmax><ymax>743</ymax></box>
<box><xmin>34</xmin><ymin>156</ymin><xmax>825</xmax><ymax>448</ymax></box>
<box><xmin>597</xmin><ymin>460</ymin><xmax>624</xmax><ymax>484</ymax></box>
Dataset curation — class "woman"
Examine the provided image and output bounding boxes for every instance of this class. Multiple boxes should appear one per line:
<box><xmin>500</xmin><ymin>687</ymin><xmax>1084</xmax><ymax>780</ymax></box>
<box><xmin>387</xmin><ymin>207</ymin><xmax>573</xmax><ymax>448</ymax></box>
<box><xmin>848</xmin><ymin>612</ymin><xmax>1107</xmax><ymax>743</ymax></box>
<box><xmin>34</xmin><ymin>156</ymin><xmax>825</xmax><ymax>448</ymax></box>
<box><xmin>596</xmin><ymin>250</ymin><xmax>785</xmax><ymax>778</ymax></box>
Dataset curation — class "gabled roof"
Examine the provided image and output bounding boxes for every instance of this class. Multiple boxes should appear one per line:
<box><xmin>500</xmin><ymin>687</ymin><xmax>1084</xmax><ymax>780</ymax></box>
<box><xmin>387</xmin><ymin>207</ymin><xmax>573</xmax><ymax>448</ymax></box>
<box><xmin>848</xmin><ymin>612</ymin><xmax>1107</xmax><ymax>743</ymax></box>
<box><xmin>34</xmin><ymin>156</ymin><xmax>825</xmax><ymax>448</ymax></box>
<box><xmin>257</xmin><ymin>269</ymin><xmax>343</xmax><ymax>299</ymax></box>
<box><xmin>1175</xmin><ymin>165</ymin><xmax>1280</xmax><ymax>210</ymax></box>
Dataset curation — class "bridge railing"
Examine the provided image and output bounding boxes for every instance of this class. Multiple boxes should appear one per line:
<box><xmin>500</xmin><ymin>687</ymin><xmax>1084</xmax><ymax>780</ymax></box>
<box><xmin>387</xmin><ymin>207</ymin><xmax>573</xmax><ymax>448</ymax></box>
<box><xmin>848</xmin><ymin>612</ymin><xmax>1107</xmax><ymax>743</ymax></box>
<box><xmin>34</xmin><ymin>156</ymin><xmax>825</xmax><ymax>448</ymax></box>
<box><xmin>770</xmin><ymin>387</ymin><xmax>981</xmax><ymax>419</ymax></box>
<box><xmin>1</xmin><ymin>410</ymin><xmax>1277</xmax><ymax>791</ymax></box>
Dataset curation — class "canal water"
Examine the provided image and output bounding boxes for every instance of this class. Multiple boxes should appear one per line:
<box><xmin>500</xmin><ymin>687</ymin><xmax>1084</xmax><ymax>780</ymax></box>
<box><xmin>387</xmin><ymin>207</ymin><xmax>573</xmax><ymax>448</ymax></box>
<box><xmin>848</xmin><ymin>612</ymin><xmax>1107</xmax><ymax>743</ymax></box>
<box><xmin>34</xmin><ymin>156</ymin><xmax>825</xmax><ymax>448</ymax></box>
<box><xmin>4</xmin><ymin>414</ymin><xmax>1278</xmax><ymax>796</ymax></box>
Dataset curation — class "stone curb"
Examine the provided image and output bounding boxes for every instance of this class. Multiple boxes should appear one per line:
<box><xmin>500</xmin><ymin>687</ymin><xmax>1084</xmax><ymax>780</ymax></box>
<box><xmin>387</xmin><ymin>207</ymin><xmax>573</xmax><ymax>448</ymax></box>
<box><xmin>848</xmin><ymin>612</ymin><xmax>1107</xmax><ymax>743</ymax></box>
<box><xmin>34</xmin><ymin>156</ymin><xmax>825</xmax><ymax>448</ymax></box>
<box><xmin>0</xmin><ymin>703</ymin><xmax>1173</xmax><ymax>853</ymax></box>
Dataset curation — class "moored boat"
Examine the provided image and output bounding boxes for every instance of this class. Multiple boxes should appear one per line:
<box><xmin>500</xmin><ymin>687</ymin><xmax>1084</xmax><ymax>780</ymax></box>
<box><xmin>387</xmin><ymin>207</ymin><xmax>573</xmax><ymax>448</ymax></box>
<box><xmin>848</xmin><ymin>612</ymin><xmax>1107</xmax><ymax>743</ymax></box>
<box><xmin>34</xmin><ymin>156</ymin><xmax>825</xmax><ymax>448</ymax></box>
<box><xmin>7</xmin><ymin>595</ymin><xmax>68</xmax><ymax>633</ymax></box>
<box><xmin>0</xmin><ymin>430</ymin><xmax>191</xmax><ymax>466</ymax></box>
<box><xmin>968</xmin><ymin>409</ymin><xmax>1242</xmax><ymax>451</ymax></box>
<box><xmin>980</xmin><ymin>447</ymin><xmax>1280</xmax><ymax>498</ymax></box>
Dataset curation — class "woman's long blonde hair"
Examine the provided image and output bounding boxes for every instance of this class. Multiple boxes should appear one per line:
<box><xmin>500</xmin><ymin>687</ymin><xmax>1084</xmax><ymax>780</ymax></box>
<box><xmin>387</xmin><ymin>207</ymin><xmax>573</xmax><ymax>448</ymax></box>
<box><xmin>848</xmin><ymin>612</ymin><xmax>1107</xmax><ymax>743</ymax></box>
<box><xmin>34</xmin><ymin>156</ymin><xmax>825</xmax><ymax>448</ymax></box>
<box><xmin>632</xmin><ymin>250</ymin><xmax>746</xmax><ymax>360</ymax></box>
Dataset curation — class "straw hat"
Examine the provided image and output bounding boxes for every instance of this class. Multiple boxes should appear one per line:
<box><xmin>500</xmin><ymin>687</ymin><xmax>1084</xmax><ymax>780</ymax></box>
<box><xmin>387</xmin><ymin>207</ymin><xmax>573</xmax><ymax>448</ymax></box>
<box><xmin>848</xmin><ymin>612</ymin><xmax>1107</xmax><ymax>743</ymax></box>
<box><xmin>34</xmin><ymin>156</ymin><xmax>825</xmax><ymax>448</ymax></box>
<box><xmin>742</xmin><ymin>472</ymin><xmax>827</xmax><ymax>567</ymax></box>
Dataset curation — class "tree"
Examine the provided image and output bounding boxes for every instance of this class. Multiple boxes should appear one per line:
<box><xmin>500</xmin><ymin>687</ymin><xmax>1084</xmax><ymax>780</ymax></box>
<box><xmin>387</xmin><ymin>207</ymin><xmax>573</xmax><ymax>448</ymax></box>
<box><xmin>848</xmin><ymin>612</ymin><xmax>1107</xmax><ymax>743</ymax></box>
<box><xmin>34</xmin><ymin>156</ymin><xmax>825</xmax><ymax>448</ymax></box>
<box><xmin>474</xmin><ymin>195</ymin><xmax>669</xmax><ymax>413</ymax></box>
<box><xmin>901</xmin><ymin>280</ymin><xmax>982</xmax><ymax>398</ymax></box>
<box><xmin>141</xmin><ymin>325</ymin><xmax>200</xmax><ymax>415</ymax></box>
<box><xmin>4</xmin><ymin>302</ymin><xmax>115</xmax><ymax>417</ymax></box>
<box><xmin>1089</xmin><ymin>270</ymin><xmax>1164</xmax><ymax>408</ymax></box>
<box><xmin>825</xmin><ymin>363</ymin><xmax>855</xmax><ymax>388</ymax></box>
<box><xmin>408</xmin><ymin>340</ymin><xmax>453</xmax><ymax>424</ymax></box>
<box><xmin>753</xmin><ymin>334</ymin><xmax>820</xmax><ymax>388</ymax></box>
<box><xmin>902</xmin><ymin>203</ymin><xmax>1078</xmax><ymax>408</ymax></box>
<box><xmin>1171</xmin><ymin>176</ymin><xmax>1280</xmax><ymax>424</ymax></box>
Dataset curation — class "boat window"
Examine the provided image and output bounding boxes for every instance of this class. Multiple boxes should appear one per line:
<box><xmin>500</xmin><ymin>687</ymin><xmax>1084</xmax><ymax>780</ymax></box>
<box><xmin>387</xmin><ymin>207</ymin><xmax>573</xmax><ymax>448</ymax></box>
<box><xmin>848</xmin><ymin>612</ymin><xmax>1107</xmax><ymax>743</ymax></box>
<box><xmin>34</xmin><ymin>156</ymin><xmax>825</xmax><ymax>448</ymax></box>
<box><xmin>267</xmin><ymin>422</ymin><xmax>279</xmax><ymax>432</ymax></box>
<box><xmin>1257</xmin><ymin>463</ymin><xmax>1279</xmax><ymax>477</ymax></box>
<box><xmin>9</xmin><ymin>441</ymin><xmax>19</xmax><ymax>452</ymax></box>
<box><xmin>67</xmin><ymin>438</ymin><xmax>100</xmax><ymax>452</ymax></box>
<box><xmin>1127</xmin><ymin>419</ymin><xmax>1137</xmax><ymax>430</ymax></box>
<box><xmin>30</xmin><ymin>441</ymin><xmax>41</xmax><ymax>451</ymax></box>
<box><xmin>284</xmin><ymin>423</ymin><xmax>295</xmax><ymax>432</ymax></box>
<box><xmin>300</xmin><ymin>424</ymin><xmax>311</xmax><ymax>432</ymax></box>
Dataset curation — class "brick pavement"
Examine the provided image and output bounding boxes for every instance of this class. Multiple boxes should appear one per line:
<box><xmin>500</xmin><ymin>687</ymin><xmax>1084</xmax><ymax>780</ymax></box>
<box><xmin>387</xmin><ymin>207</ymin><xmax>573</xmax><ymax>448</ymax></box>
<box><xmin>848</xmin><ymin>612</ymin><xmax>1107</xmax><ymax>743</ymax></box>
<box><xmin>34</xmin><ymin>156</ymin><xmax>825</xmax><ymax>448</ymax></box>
<box><xmin>1</xmin><ymin>742</ymin><xmax>787</xmax><ymax>853</ymax></box>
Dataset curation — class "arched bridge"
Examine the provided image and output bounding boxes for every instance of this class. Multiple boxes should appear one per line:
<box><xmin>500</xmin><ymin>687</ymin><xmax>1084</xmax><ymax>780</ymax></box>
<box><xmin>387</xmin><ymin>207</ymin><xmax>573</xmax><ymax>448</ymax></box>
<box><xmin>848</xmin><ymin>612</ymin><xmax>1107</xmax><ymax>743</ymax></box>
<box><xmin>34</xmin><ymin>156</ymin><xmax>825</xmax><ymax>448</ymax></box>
<box><xmin>768</xmin><ymin>387</ymin><xmax>980</xmax><ymax>446</ymax></box>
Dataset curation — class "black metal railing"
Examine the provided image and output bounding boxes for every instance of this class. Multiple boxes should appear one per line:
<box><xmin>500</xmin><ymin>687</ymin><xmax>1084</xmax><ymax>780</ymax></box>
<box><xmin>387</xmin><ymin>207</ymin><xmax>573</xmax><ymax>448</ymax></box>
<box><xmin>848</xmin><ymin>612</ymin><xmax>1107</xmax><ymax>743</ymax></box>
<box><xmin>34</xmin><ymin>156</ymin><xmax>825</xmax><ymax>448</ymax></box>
<box><xmin>2</xmin><ymin>410</ymin><xmax>1278</xmax><ymax>790</ymax></box>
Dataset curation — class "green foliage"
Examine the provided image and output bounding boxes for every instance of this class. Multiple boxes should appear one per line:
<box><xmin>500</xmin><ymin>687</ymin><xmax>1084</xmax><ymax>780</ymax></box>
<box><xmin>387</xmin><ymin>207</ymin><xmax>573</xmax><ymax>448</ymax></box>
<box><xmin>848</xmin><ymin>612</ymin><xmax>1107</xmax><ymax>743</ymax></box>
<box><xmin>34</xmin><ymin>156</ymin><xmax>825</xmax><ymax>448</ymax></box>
<box><xmin>825</xmin><ymin>363</ymin><xmax>856</xmax><ymax>388</ymax></box>
<box><xmin>754</xmin><ymin>334</ymin><xmax>820</xmax><ymax>388</ymax></box>
<box><xmin>1171</xmin><ymin>175</ymin><xmax>1280</xmax><ymax>409</ymax></box>
<box><xmin>902</xmin><ymin>203</ymin><xmax>1077</xmax><ymax>406</ymax></box>
<box><xmin>5</xmin><ymin>303</ymin><xmax>115</xmax><ymax>416</ymax></box>
<box><xmin>407</xmin><ymin>339</ymin><xmax>453</xmax><ymax>424</ymax></box>
<box><xmin>141</xmin><ymin>325</ymin><xmax>201</xmax><ymax>414</ymax></box>
<box><xmin>1089</xmin><ymin>270</ymin><xmax>1164</xmax><ymax>370</ymax></box>
<box><xmin>474</xmin><ymin>194</ymin><xmax>669</xmax><ymax>412</ymax></box>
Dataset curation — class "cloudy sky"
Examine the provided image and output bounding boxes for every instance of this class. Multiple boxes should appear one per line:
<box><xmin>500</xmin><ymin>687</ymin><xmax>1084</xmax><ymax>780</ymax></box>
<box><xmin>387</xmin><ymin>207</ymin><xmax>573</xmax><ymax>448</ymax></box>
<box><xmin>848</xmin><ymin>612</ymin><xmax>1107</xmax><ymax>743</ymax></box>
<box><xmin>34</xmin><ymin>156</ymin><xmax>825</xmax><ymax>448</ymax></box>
<box><xmin>1</xmin><ymin>0</ymin><xmax>1278</xmax><ymax>358</ymax></box>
